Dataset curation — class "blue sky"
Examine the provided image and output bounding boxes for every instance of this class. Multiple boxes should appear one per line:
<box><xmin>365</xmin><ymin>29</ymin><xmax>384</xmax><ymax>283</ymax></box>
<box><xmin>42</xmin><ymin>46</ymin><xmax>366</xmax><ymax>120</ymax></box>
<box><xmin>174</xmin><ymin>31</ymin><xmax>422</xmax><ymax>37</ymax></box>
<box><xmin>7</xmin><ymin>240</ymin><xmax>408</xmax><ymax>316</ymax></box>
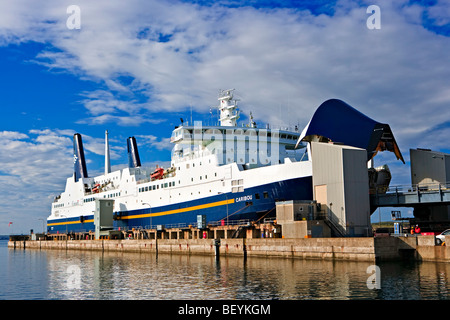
<box><xmin>0</xmin><ymin>0</ymin><xmax>449</xmax><ymax>234</ymax></box>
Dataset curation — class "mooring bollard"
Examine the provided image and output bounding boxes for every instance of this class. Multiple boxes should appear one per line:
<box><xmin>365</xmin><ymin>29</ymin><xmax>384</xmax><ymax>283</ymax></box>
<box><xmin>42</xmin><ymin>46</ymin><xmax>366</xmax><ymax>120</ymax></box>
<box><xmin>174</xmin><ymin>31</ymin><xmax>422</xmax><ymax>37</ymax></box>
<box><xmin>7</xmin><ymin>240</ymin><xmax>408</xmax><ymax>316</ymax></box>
<box><xmin>213</xmin><ymin>238</ymin><xmax>220</xmax><ymax>260</ymax></box>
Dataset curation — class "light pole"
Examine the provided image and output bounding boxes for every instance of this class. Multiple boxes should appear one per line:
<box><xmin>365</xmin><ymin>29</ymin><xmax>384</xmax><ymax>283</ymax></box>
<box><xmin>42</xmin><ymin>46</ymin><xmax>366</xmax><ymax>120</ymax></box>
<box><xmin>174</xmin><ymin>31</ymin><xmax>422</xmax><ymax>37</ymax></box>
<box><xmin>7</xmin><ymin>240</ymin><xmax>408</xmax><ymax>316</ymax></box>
<box><xmin>218</xmin><ymin>192</ymin><xmax>229</xmax><ymax>226</ymax></box>
<box><xmin>142</xmin><ymin>203</ymin><xmax>152</xmax><ymax>229</ymax></box>
<box><xmin>38</xmin><ymin>218</ymin><xmax>45</xmax><ymax>234</ymax></box>
<box><xmin>60</xmin><ymin>214</ymin><xmax>68</xmax><ymax>240</ymax></box>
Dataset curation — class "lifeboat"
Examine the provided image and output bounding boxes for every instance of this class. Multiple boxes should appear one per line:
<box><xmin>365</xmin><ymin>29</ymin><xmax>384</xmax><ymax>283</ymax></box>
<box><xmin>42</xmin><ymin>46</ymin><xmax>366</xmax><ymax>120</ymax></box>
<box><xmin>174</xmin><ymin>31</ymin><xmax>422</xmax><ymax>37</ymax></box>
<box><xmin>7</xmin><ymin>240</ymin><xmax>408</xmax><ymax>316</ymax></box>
<box><xmin>151</xmin><ymin>167</ymin><xmax>164</xmax><ymax>180</ymax></box>
<box><xmin>92</xmin><ymin>183</ymin><xmax>100</xmax><ymax>193</ymax></box>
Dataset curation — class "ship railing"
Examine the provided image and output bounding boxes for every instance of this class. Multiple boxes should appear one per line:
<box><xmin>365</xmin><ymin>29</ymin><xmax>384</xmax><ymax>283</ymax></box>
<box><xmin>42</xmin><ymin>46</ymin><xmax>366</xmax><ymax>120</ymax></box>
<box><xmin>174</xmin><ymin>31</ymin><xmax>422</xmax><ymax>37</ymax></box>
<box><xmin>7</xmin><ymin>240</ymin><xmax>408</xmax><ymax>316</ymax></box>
<box><xmin>130</xmin><ymin>222</ymin><xmax>198</xmax><ymax>230</ymax></box>
<box><xmin>158</xmin><ymin>222</ymin><xmax>193</xmax><ymax>229</ymax></box>
<box><xmin>110</xmin><ymin>219</ymin><xmax>268</xmax><ymax>233</ymax></box>
<box><xmin>137</xmin><ymin>219</ymin><xmax>255</xmax><ymax>230</ymax></box>
<box><xmin>146</xmin><ymin>219</ymin><xmax>254</xmax><ymax>229</ymax></box>
<box><xmin>208</xmin><ymin>219</ymin><xmax>252</xmax><ymax>227</ymax></box>
<box><xmin>263</xmin><ymin>217</ymin><xmax>276</xmax><ymax>224</ymax></box>
<box><xmin>379</xmin><ymin>182</ymin><xmax>450</xmax><ymax>195</ymax></box>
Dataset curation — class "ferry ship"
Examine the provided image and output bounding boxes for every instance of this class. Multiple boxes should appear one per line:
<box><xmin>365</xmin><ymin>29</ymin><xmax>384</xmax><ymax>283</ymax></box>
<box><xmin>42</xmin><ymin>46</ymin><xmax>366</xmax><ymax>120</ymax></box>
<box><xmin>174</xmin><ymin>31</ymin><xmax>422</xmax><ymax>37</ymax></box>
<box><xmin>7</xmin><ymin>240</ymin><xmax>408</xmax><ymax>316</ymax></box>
<box><xmin>47</xmin><ymin>90</ymin><xmax>313</xmax><ymax>234</ymax></box>
<box><xmin>46</xmin><ymin>89</ymin><xmax>404</xmax><ymax>234</ymax></box>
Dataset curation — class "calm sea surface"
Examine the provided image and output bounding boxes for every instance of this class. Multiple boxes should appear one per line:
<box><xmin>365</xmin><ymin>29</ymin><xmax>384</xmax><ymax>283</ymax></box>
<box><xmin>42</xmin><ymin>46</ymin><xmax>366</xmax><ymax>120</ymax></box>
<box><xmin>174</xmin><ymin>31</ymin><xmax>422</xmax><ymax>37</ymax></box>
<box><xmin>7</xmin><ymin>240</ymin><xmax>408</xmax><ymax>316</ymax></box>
<box><xmin>1</xmin><ymin>239</ymin><xmax>450</xmax><ymax>300</ymax></box>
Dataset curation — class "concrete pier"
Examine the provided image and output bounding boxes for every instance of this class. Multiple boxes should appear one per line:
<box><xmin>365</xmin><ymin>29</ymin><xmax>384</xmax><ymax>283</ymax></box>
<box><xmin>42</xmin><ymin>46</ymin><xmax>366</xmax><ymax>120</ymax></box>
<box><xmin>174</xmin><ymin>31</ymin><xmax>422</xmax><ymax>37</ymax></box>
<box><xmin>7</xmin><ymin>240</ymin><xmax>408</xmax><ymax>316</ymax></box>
<box><xmin>8</xmin><ymin>235</ymin><xmax>450</xmax><ymax>262</ymax></box>
<box><xmin>8</xmin><ymin>238</ymin><xmax>375</xmax><ymax>261</ymax></box>
<box><xmin>374</xmin><ymin>235</ymin><xmax>450</xmax><ymax>262</ymax></box>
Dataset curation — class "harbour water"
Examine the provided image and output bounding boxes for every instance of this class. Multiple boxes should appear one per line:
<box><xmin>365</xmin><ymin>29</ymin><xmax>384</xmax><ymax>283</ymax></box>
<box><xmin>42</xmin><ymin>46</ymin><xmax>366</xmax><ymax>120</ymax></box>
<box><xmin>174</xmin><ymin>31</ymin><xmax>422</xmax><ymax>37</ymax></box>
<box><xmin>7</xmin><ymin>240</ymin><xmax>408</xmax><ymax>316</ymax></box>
<box><xmin>1</xmin><ymin>240</ymin><xmax>450</xmax><ymax>300</ymax></box>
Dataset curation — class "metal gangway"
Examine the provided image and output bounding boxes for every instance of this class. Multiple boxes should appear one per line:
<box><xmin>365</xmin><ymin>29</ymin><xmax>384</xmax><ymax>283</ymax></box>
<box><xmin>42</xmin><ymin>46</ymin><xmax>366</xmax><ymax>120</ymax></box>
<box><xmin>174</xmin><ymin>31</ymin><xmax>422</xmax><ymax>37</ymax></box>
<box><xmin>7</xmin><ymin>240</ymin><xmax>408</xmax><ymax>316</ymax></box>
<box><xmin>370</xmin><ymin>182</ymin><xmax>450</xmax><ymax>209</ymax></box>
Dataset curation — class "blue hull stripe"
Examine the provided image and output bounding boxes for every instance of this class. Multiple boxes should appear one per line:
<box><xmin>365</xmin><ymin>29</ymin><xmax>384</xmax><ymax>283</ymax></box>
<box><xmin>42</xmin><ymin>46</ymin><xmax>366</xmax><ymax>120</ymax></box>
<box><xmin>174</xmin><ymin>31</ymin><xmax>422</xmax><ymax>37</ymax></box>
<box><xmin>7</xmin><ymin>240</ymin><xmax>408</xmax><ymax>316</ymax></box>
<box><xmin>47</xmin><ymin>176</ymin><xmax>312</xmax><ymax>233</ymax></box>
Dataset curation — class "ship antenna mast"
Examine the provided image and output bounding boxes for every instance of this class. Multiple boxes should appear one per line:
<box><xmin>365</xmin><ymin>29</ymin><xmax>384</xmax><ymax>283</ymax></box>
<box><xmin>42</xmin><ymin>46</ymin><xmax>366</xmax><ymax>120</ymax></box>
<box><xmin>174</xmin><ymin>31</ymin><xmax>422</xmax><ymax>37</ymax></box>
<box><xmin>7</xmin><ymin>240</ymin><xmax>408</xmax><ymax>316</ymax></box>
<box><xmin>218</xmin><ymin>89</ymin><xmax>240</xmax><ymax>127</ymax></box>
<box><xmin>105</xmin><ymin>130</ymin><xmax>111</xmax><ymax>175</ymax></box>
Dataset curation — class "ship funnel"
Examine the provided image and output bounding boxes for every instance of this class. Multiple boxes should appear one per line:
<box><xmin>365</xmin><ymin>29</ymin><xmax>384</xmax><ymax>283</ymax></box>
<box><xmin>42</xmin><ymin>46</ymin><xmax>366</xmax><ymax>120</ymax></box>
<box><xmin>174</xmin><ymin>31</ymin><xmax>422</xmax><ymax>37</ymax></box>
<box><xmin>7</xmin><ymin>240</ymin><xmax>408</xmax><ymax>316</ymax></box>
<box><xmin>105</xmin><ymin>130</ymin><xmax>111</xmax><ymax>175</ymax></box>
<box><xmin>73</xmin><ymin>133</ymin><xmax>88</xmax><ymax>182</ymax></box>
<box><xmin>127</xmin><ymin>136</ymin><xmax>141</xmax><ymax>168</ymax></box>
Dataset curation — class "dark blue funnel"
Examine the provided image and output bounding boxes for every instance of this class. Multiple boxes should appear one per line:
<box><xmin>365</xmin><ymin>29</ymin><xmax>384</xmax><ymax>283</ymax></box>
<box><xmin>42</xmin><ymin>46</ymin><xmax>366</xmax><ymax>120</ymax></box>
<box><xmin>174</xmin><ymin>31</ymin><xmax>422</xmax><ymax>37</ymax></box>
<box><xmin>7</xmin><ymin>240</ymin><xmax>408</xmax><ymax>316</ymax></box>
<box><xmin>73</xmin><ymin>133</ymin><xmax>88</xmax><ymax>182</ymax></box>
<box><xmin>127</xmin><ymin>136</ymin><xmax>141</xmax><ymax>168</ymax></box>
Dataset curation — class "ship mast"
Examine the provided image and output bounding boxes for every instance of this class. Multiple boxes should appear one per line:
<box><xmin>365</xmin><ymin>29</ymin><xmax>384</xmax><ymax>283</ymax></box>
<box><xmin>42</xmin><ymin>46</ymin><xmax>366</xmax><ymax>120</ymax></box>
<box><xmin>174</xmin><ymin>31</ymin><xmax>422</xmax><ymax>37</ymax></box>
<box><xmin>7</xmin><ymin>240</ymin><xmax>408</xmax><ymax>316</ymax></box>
<box><xmin>105</xmin><ymin>130</ymin><xmax>111</xmax><ymax>175</ymax></box>
<box><xmin>218</xmin><ymin>89</ymin><xmax>240</xmax><ymax>126</ymax></box>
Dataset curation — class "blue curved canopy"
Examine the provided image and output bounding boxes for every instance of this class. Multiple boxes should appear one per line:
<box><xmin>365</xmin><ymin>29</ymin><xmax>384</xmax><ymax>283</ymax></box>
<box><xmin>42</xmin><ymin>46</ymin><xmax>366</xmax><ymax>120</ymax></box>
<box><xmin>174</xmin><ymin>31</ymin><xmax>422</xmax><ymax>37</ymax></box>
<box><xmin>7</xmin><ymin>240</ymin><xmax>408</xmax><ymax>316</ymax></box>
<box><xmin>298</xmin><ymin>99</ymin><xmax>404</xmax><ymax>163</ymax></box>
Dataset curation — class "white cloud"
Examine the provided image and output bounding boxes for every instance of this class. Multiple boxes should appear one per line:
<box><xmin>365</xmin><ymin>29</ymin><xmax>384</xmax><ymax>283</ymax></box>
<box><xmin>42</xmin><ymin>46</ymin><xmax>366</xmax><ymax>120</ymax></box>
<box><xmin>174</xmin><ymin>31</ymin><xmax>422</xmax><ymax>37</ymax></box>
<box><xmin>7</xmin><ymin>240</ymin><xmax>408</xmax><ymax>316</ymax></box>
<box><xmin>1</xmin><ymin>0</ymin><xmax>448</xmax><ymax>142</ymax></box>
<box><xmin>76</xmin><ymin>114</ymin><xmax>165</xmax><ymax>126</ymax></box>
<box><xmin>75</xmin><ymin>90</ymin><xmax>167</xmax><ymax>126</ymax></box>
<box><xmin>0</xmin><ymin>131</ymin><xmax>29</xmax><ymax>140</ymax></box>
<box><xmin>0</xmin><ymin>129</ymin><xmax>73</xmax><ymax>233</ymax></box>
<box><xmin>135</xmin><ymin>134</ymin><xmax>172</xmax><ymax>151</ymax></box>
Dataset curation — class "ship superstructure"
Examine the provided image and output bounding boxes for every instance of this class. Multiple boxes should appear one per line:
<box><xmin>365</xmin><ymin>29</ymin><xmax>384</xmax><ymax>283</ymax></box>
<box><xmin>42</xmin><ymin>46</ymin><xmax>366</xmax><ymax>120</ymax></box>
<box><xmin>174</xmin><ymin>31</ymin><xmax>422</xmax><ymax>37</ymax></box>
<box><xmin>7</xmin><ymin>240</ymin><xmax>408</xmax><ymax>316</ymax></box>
<box><xmin>47</xmin><ymin>90</ymin><xmax>314</xmax><ymax>233</ymax></box>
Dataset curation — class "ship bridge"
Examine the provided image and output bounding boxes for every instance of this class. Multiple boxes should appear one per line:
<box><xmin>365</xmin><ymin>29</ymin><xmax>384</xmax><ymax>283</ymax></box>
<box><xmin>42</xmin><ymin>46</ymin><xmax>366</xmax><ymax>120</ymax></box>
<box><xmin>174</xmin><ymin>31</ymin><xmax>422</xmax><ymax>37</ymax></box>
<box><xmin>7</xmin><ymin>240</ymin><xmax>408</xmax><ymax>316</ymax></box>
<box><xmin>170</xmin><ymin>125</ymin><xmax>301</xmax><ymax>147</ymax></box>
<box><xmin>170</xmin><ymin>88</ymin><xmax>307</xmax><ymax>167</ymax></box>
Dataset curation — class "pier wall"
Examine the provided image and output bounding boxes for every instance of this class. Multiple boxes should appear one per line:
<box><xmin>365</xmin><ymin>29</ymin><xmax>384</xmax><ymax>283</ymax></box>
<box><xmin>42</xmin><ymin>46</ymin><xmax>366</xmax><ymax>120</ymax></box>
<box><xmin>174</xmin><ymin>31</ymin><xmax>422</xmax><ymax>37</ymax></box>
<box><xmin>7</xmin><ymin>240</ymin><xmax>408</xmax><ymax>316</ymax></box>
<box><xmin>9</xmin><ymin>236</ymin><xmax>449</xmax><ymax>262</ymax></box>
<box><xmin>374</xmin><ymin>235</ymin><xmax>450</xmax><ymax>262</ymax></box>
<box><xmin>221</xmin><ymin>238</ymin><xmax>376</xmax><ymax>261</ymax></box>
<box><xmin>416</xmin><ymin>236</ymin><xmax>450</xmax><ymax>262</ymax></box>
<box><xmin>8</xmin><ymin>237</ymin><xmax>376</xmax><ymax>262</ymax></box>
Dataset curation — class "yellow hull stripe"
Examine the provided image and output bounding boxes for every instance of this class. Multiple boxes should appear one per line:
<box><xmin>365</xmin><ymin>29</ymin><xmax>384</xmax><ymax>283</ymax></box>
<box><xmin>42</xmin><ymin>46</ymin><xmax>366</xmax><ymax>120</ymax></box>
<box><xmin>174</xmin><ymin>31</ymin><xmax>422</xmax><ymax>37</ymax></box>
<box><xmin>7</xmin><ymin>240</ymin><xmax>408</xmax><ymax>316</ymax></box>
<box><xmin>47</xmin><ymin>219</ymin><xmax>94</xmax><ymax>227</ymax></box>
<box><xmin>47</xmin><ymin>198</ymin><xmax>235</xmax><ymax>226</ymax></box>
<box><xmin>123</xmin><ymin>198</ymin><xmax>235</xmax><ymax>220</ymax></box>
